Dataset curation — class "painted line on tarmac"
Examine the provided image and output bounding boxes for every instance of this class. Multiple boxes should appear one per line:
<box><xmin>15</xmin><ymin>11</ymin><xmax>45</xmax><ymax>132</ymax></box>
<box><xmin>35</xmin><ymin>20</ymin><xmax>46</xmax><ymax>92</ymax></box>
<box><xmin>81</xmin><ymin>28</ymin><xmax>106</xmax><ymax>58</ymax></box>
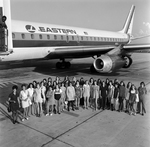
<box><xmin>41</xmin><ymin>109</ymin><xmax>103</xmax><ymax>147</ymax></box>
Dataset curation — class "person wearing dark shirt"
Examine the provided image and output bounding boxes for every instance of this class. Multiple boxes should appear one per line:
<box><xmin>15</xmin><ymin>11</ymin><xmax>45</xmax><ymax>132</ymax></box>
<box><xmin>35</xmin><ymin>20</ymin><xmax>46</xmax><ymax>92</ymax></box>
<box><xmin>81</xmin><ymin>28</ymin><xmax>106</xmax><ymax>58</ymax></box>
<box><xmin>8</xmin><ymin>85</ymin><xmax>20</xmax><ymax>124</ymax></box>
<box><xmin>100</xmin><ymin>81</ymin><xmax>107</xmax><ymax>110</ymax></box>
<box><xmin>138</xmin><ymin>82</ymin><xmax>147</xmax><ymax>115</ymax></box>
<box><xmin>119</xmin><ymin>81</ymin><xmax>126</xmax><ymax>112</ymax></box>
<box><xmin>113</xmin><ymin>83</ymin><xmax>119</xmax><ymax>111</ymax></box>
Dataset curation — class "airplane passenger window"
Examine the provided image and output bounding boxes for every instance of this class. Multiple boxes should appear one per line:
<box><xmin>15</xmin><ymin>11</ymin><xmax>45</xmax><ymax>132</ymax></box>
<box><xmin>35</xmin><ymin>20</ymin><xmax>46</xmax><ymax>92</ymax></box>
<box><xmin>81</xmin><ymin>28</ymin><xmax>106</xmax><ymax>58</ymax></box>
<box><xmin>39</xmin><ymin>34</ymin><xmax>42</xmax><ymax>39</ymax></box>
<box><xmin>12</xmin><ymin>33</ymin><xmax>15</xmax><ymax>39</ymax></box>
<box><xmin>21</xmin><ymin>34</ymin><xmax>25</xmax><ymax>39</ymax></box>
<box><xmin>90</xmin><ymin>37</ymin><xmax>92</xmax><ymax>41</ymax></box>
<box><xmin>54</xmin><ymin>35</ymin><xmax>57</xmax><ymax>40</ymax></box>
<box><xmin>81</xmin><ymin>36</ymin><xmax>83</xmax><ymax>40</ymax></box>
<box><xmin>47</xmin><ymin>35</ymin><xmax>50</xmax><ymax>39</ymax></box>
<box><xmin>31</xmin><ymin>34</ymin><xmax>34</xmax><ymax>39</ymax></box>
<box><xmin>61</xmin><ymin>35</ymin><xmax>63</xmax><ymax>40</ymax></box>
<box><xmin>94</xmin><ymin>37</ymin><xmax>96</xmax><ymax>41</ymax></box>
<box><xmin>72</xmin><ymin>36</ymin><xmax>74</xmax><ymax>40</ymax></box>
<box><xmin>86</xmin><ymin>36</ymin><xmax>88</xmax><ymax>41</ymax></box>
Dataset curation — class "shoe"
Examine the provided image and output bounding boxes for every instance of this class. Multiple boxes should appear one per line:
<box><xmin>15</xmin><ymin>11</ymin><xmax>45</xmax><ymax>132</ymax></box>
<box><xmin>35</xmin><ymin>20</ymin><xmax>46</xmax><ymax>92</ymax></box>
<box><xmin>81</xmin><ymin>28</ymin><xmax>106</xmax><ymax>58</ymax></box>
<box><xmin>13</xmin><ymin>120</ymin><xmax>16</xmax><ymax>124</ymax></box>
<box><xmin>45</xmin><ymin>113</ymin><xmax>49</xmax><ymax>116</ymax></box>
<box><xmin>50</xmin><ymin>113</ymin><xmax>53</xmax><ymax>116</ymax></box>
<box><xmin>22</xmin><ymin>118</ymin><xmax>25</xmax><ymax>122</ymax></box>
<box><xmin>26</xmin><ymin>117</ymin><xmax>29</xmax><ymax>120</ymax></box>
<box><xmin>142</xmin><ymin>113</ymin><xmax>144</xmax><ymax>116</ymax></box>
<box><xmin>15</xmin><ymin>120</ymin><xmax>20</xmax><ymax>124</ymax></box>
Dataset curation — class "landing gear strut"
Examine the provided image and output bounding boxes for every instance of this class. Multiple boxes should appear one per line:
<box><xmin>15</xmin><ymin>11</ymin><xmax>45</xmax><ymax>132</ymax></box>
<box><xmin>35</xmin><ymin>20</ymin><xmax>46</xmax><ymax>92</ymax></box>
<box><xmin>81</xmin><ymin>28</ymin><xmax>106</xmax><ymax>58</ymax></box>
<box><xmin>90</xmin><ymin>64</ymin><xmax>96</xmax><ymax>73</ymax></box>
<box><xmin>56</xmin><ymin>60</ymin><xmax>71</xmax><ymax>69</ymax></box>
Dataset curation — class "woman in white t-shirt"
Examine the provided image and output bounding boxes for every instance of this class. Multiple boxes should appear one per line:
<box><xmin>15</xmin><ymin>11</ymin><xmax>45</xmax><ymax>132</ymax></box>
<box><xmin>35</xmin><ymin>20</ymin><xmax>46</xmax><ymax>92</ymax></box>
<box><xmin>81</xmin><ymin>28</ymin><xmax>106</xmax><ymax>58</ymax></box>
<box><xmin>20</xmin><ymin>84</ymin><xmax>30</xmax><ymax>121</ymax></box>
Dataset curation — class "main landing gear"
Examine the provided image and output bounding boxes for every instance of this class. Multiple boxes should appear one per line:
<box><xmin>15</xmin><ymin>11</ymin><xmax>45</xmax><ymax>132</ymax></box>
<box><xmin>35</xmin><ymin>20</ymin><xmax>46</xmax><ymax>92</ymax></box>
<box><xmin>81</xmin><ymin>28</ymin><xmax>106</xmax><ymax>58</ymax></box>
<box><xmin>90</xmin><ymin>64</ymin><xmax>96</xmax><ymax>73</ymax></box>
<box><xmin>56</xmin><ymin>60</ymin><xmax>71</xmax><ymax>69</ymax></box>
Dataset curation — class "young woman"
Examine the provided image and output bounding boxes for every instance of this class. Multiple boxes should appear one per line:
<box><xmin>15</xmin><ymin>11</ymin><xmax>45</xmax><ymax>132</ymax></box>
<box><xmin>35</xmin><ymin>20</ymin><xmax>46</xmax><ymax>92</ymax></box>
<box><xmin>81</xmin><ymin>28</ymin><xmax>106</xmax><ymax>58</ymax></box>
<box><xmin>66</xmin><ymin>82</ymin><xmax>75</xmax><ymax>111</ymax></box>
<box><xmin>107</xmin><ymin>81</ymin><xmax>114</xmax><ymax>110</ymax></box>
<box><xmin>34</xmin><ymin>83</ymin><xmax>43</xmax><ymax>117</ymax></box>
<box><xmin>75</xmin><ymin>80</ymin><xmax>82</xmax><ymax>110</ymax></box>
<box><xmin>100</xmin><ymin>81</ymin><xmax>107</xmax><ymax>110</ymax></box>
<box><xmin>45</xmin><ymin>86</ymin><xmax>55</xmax><ymax>116</ymax></box>
<box><xmin>20</xmin><ymin>84</ymin><xmax>30</xmax><ymax>121</ymax></box>
<box><xmin>129</xmin><ymin>84</ymin><xmax>137</xmax><ymax>115</ymax></box>
<box><xmin>27</xmin><ymin>83</ymin><xmax>34</xmax><ymax>116</ymax></box>
<box><xmin>83</xmin><ymin>80</ymin><xmax>90</xmax><ymax>109</ymax></box>
<box><xmin>40</xmin><ymin>81</ymin><xmax>46</xmax><ymax>103</ymax></box>
<box><xmin>126</xmin><ymin>82</ymin><xmax>132</xmax><ymax>113</ymax></box>
<box><xmin>79</xmin><ymin>77</ymin><xmax>85</xmax><ymax>106</ymax></box>
<box><xmin>118</xmin><ymin>81</ymin><xmax>126</xmax><ymax>112</ymax></box>
<box><xmin>92</xmin><ymin>80</ymin><xmax>99</xmax><ymax>111</ymax></box>
<box><xmin>33</xmin><ymin>80</ymin><xmax>37</xmax><ymax>89</ymax></box>
<box><xmin>8</xmin><ymin>85</ymin><xmax>20</xmax><ymax>124</ymax></box>
<box><xmin>89</xmin><ymin>78</ymin><xmax>94</xmax><ymax>108</ymax></box>
<box><xmin>113</xmin><ymin>83</ymin><xmax>119</xmax><ymax>111</ymax></box>
<box><xmin>60</xmin><ymin>82</ymin><xmax>67</xmax><ymax>111</ymax></box>
<box><xmin>54</xmin><ymin>84</ymin><xmax>62</xmax><ymax>114</ymax></box>
<box><xmin>138</xmin><ymin>82</ymin><xmax>147</xmax><ymax>116</ymax></box>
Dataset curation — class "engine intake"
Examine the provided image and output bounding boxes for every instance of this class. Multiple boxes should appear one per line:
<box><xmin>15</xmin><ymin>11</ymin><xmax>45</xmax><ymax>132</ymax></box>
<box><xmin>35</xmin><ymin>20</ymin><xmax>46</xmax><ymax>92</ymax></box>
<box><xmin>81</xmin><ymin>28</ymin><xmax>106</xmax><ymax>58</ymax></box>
<box><xmin>93</xmin><ymin>55</ymin><xmax>129</xmax><ymax>73</ymax></box>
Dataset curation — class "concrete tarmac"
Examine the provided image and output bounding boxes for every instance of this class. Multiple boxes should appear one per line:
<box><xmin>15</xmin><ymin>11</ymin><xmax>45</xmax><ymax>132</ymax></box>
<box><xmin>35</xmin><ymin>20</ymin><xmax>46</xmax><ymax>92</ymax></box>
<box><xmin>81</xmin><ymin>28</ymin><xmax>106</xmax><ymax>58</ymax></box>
<box><xmin>0</xmin><ymin>53</ymin><xmax>150</xmax><ymax>147</ymax></box>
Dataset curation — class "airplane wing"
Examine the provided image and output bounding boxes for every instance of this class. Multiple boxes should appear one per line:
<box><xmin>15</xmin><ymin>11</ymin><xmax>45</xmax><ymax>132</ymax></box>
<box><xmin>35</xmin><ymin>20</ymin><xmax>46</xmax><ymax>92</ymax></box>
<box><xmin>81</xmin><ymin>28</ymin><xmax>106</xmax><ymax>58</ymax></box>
<box><xmin>123</xmin><ymin>44</ymin><xmax>150</xmax><ymax>53</ymax></box>
<box><xmin>46</xmin><ymin>45</ymin><xmax>115</xmax><ymax>59</ymax></box>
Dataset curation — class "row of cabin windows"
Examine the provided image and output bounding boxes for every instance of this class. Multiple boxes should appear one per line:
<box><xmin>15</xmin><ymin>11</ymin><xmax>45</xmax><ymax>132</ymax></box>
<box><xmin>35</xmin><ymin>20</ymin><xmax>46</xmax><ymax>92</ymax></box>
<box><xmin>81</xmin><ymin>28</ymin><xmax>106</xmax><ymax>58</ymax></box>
<box><xmin>12</xmin><ymin>33</ymin><xmax>126</xmax><ymax>42</ymax></box>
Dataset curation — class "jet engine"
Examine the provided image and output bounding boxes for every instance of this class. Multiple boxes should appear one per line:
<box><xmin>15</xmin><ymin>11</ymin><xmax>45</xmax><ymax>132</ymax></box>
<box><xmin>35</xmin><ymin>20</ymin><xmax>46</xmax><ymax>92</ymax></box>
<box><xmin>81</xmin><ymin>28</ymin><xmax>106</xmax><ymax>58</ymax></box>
<box><xmin>93</xmin><ymin>55</ymin><xmax>132</xmax><ymax>73</ymax></box>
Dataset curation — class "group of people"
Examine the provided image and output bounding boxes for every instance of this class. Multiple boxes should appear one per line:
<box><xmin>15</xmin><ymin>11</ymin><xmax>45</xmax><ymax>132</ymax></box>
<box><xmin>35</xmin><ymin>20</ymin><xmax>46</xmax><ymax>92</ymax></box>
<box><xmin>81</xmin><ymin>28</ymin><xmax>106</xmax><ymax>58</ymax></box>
<box><xmin>8</xmin><ymin>76</ymin><xmax>147</xmax><ymax>124</ymax></box>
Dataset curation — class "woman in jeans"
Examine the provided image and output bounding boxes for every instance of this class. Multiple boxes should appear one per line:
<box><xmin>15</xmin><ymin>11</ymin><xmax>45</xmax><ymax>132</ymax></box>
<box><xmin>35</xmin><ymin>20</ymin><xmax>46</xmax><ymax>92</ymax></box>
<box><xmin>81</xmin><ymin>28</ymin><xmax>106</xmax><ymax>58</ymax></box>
<box><xmin>126</xmin><ymin>82</ymin><xmax>132</xmax><ymax>113</ymax></box>
<box><xmin>45</xmin><ymin>86</ymin><xmax>54</xmax><ymax>116</ymax></box>
<box><xmin>66</xmin><ymin>82</ymin><xmax>75</xmax><ymax>111</ymax></box>
<box><xmin>138</xmin><ymin>82</ymin><xmax>147</xmax><ymax>115</ymax></box>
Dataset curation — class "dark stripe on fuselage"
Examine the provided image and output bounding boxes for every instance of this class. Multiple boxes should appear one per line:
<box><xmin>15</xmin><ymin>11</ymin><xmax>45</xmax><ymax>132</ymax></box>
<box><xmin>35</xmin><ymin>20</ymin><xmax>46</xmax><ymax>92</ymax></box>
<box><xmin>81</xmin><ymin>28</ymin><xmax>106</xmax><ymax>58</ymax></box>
<box><xmin>13</xmin><ymin>40</ymin><xmax>127</xmax><ymax>48</ymax></box>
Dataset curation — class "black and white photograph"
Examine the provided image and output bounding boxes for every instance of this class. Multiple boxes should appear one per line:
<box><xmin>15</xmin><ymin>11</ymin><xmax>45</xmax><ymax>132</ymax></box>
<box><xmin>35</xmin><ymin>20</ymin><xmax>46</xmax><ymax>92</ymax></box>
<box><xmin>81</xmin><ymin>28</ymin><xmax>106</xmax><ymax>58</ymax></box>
<box><xmin>0</xmin><ymin>0</ymin><xmax>150</xmax><ymax>147</ymax></box>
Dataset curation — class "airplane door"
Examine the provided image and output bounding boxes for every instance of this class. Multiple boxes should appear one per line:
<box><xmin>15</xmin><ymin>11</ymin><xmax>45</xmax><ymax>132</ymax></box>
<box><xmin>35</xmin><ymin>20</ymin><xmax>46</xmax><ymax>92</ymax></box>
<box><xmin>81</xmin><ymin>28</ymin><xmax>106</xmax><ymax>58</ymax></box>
<box><xmin>0</xmin><ymin>7</ymin><xmax>8</xmax><ymax>52</ymax></box>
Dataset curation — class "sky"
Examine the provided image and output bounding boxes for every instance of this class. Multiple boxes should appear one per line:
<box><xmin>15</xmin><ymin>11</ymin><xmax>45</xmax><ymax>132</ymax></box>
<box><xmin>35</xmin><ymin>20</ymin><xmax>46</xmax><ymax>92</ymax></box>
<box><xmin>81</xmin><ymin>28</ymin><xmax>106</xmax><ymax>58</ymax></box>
<box><xmin>10</xmin><ymin>0</ymin><xmax>150</xmax><ymax>44</ymax></box>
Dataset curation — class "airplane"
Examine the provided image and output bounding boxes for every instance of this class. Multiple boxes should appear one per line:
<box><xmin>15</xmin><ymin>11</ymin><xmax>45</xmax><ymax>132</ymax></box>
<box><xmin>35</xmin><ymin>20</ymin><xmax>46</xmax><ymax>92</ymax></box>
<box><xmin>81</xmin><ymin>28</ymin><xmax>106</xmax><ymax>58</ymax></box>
<box><xmin>0</xmin><ymin>0</ymin><xmax>150</xmax><ymax>73</ymax></box>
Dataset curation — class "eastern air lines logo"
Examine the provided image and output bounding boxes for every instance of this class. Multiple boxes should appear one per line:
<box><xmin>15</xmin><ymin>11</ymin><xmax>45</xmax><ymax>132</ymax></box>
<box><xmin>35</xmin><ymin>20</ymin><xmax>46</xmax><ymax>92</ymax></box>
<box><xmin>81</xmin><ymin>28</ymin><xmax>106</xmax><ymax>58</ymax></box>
<box><xmin>25</xmin><ymin>25</ymin><xmax>36</xmax><ymax>33</ymax></box>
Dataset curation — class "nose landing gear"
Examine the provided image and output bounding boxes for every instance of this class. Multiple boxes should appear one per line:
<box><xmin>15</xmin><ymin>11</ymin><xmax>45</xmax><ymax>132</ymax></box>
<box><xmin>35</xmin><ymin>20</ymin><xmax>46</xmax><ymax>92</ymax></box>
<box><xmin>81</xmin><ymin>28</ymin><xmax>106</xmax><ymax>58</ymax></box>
<box><xmin>56</xmin><ymin>60</ymin><xmax>71</xmax><ymax>69</ymax></box>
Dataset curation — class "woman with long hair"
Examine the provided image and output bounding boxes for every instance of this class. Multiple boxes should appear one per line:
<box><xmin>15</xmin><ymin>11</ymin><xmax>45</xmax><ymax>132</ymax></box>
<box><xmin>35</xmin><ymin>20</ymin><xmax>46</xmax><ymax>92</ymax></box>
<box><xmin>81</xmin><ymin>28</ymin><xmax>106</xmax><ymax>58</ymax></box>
<box><xmin>75</xmin><ymin>80</ymin><xmax>82</xmax><ymax>110</ymax></box>
<box><xmin>129</xmin><ymin>84</ymin><xmax>137</xmax><ymax>115</ymax></box>
<box><xmin>138</xmin><ymin>82</ymin><xmax>147</xmax><ymax>115</ymax></box>
<box><xmin>92</xmin><ymin>80</ymin><xmax>99</xmax><ymax>111</ymax></box>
